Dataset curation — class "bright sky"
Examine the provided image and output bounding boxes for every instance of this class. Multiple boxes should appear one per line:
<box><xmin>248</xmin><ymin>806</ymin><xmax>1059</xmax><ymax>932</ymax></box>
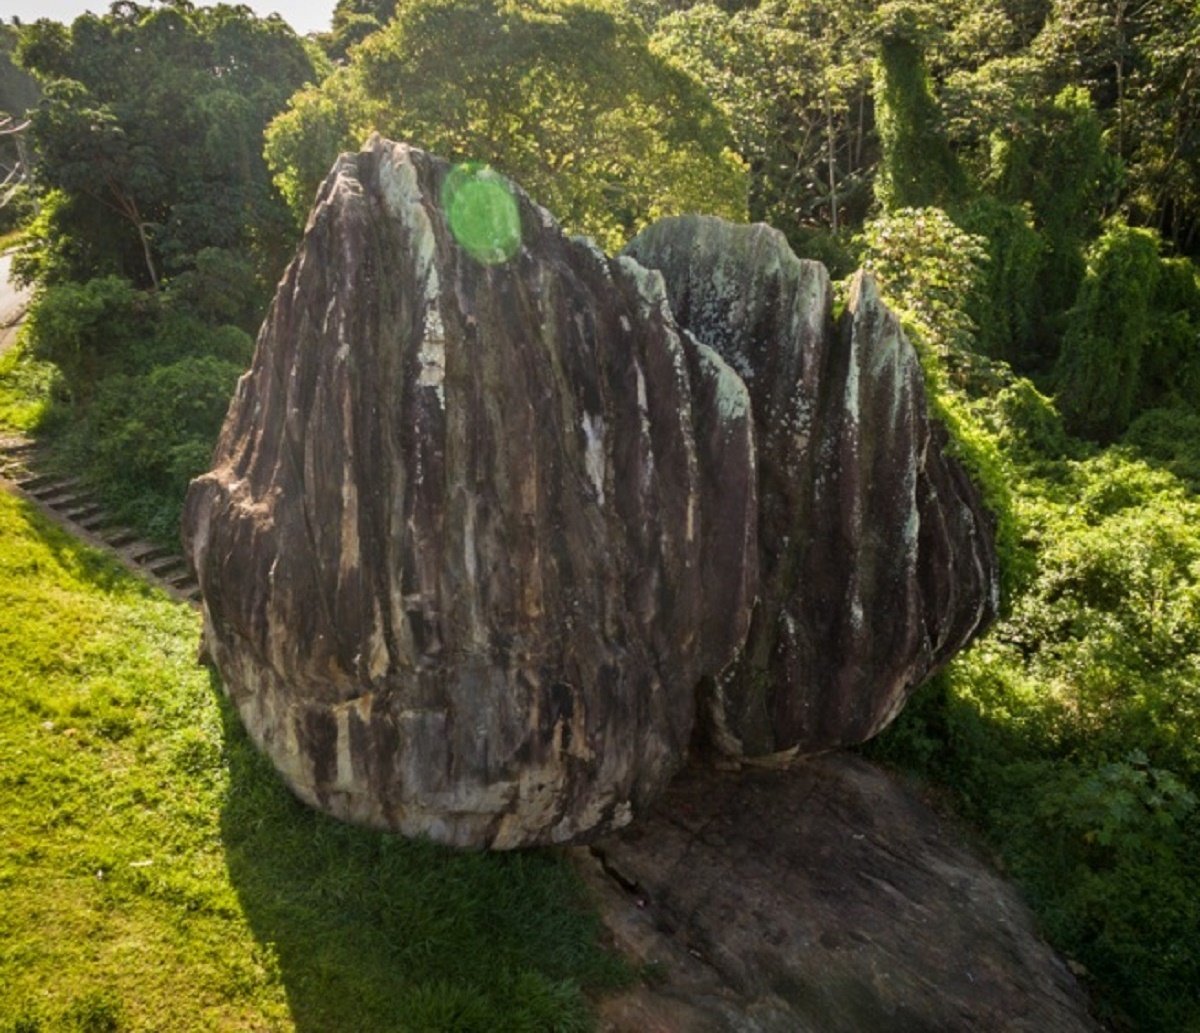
<box><xmin>3</xmin><ymin>0</ymin><xmax>333</xmax><ymax>36</ymax></box>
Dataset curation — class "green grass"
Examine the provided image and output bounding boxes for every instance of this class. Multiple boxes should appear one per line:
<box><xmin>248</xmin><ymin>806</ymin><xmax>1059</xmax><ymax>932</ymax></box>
<box><xmin>0</xmin><ymin>336</ymin><xmax>57</xmax><ymax>433</ymax></box>
<box><xmin>0</xmin><ymin>491</ymin><xmax>625</xmax><ymax>1032</ymax></box>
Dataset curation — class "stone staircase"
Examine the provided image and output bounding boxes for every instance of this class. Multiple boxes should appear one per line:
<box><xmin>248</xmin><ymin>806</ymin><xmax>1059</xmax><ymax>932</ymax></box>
<box><xmin>0</xmin><ymin>435</ymin><xmax>201</xmax><ymax>606</ymax></box>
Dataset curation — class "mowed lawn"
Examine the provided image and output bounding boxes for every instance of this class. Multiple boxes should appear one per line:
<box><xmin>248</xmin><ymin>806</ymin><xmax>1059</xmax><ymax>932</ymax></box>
<box><xmin>0</xmin><ymin>490</ymin><xmax>623</xmax><ymax>1032</ymax></box>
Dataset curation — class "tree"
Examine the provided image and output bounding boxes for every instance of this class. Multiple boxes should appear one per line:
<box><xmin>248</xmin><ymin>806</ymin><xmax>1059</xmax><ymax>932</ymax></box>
<box><xmin>651</xmin><ymin>0</ymin><xmax>874</xmax><ymax>245</ymax></box>
<box><xmin>16</xmin><ymin>3</ymin><xmax>317</xmax><ymax>294</ymax></box>
<box><xmin>265</xmin><ymin>0</ymin><xmax>748</xmax><ymax>252</ymax></box>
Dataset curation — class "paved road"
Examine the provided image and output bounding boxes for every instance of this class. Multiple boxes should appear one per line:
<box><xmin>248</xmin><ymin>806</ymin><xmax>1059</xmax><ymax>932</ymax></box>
<box><xmin>0</xmin><ymin>251</ymin><xmax>33</xmax><ymax>357</ymax></box>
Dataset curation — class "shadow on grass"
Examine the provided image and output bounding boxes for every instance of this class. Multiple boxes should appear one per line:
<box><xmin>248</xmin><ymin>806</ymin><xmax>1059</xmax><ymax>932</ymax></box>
<box><xmin>210</xmin><ymin>667</ymin><xmax>627</xmax><ymax>1032</ymax></box>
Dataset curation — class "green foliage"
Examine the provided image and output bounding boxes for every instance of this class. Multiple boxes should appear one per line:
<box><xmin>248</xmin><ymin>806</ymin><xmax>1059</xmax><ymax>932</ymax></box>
<box><xmin>856</xmin><ymin>206</ymin><xmax>1028</xmax><ymax>601</ymax></box>
<box><xmin>858</xmin><ymin>206</ymin><xmax>987</xmax><ymax>364</ymax></box>
<box><xmin>10</xmin><ymin>271</ymin><xmax>254</xmax><ymax>542</ymax></box>
<box><xmin>24</xmin><ymin>275</ymin><xmax>154</xmax><ymax>398</ymax></box>
<box><xmin>16</xmin><ymin>2</ymin><xmax>317</xmax><ymax>291</ymax></box>
<box><xmin>87</xmin><ymin>355</ymin><xmax>242</xmax><ymax>521</ymax></box>
<box><xmin>978</xmin><ymin>377</ymin><xmax>1074</xmax><ymax>465</ymax></box>
<box><xmin>0</xmin><ymin>334</ymin><xmax>60</xmax><ymax>432</ymax></box>
<box><xmin>0</xmin><ymin>183</ymin><xmax>33</xmax><ymax>235</ymax></box>
<box><xmin>650</xmin><ymin>0</ymin><xmax>874</xmax><ymax>241</ymax></box>
<box><xmin>956</xmin><ymin>196</ymin><xmax>1044</xmax><ymax>366</ymax></box>
<box><xmin>873</xmin><ymin>13</ymin><xmax>966</xmax><ymax>211</ymax></box>
<box><xmin>1055</xmin><ymin>218</ymin><xmax>1160</xmax><ymax>441</ymax></box>
<box><xmin>164</xmin><ymin>247</ymin><xmax>265</xmax><ymax>332</ymax></box>
<box><xmin>265</xmin><ymin>0</ymin><xmax>748</xmax><ymax>252</ymax></box>
<box><xmin>872</xmin><ymin>427</ymin><xmax>1200</xmax><ymax>1029</ymax></box>
<box><xmin>0</xmin><ymin>492</ymin><xmax>626</xmax><ymax>1031</ymax></box>
<box><xmin>1139</xmin><ymin>256</ymin><xmax>1200</xmax><ymax>412</ymax></box>
<box><xmin>1123</xmin><ymin>406</ymin><xmax>1200</xmax><ymax>494</ymax></box>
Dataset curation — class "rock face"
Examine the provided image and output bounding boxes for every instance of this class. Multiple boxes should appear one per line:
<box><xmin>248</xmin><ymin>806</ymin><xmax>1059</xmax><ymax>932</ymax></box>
<box><xmin>183</xmin><ymin>138</ymin><xmax>757</xmax><ymax>848</ymax></box>
<box><xmin>625</xmin><ymin>217</ymin><xmax>1000</xmax><ymax>758</ymax></box>
<box><xmin>579</xmin><ymin>756</ymin><xmax>1099</xmax><ymax>1033</ymax></box>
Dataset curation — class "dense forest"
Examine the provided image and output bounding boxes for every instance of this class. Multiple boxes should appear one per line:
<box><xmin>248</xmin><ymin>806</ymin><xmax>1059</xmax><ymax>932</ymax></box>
<box><xmin>1</xmin><ymin>0</ymin><xmax>1198</xmax><ymax>1028</ymax></box>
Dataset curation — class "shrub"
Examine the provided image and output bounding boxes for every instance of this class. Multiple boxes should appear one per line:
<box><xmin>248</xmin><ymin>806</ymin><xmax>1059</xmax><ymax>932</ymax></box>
<box><xmin>89</xmin><ymin>355</ymin><xmax>241</xmax><ymax>500</ymax></box>
<box><xmin>24</xmin><ymin>276</ymin><xmax>156</xmax><ymax>399</ymax></box>
<box><xmin>1123</xmin><ymin>406</ymin><xmax>1200</xmax><ymax>492</ymax></box>
<box><xmin>1140</xmin><ymin>256</ymin><xmax>1200</xmax><ymax>412</ymax></box>
<box><xmin>957</xmin><ymin>197</ymin><xmax>1044</xmax><ymax>368</ymax></box>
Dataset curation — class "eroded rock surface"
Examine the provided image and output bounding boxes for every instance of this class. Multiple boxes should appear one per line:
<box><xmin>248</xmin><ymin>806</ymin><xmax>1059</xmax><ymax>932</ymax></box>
<box><xmin>183</xmin><ymin>138</ymin><xmax>757</xmax><ymax>848</ymax></box>
<box><xmin>625</xmin><ymin>217</ymin><xmax>1000</xmax><ymax>758</ymax></box>
<box><xmin>579</xmin><ymin>755</ymin><xmax>1098</xmax><ymax>1033</ymax></box>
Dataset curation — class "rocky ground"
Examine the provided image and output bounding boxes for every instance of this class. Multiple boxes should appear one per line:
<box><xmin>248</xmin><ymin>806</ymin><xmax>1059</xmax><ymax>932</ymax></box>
<box><xmin>579</xmin><ymin>753</ymin><xmax>1099</xmax><ymax>1032</ymax></box>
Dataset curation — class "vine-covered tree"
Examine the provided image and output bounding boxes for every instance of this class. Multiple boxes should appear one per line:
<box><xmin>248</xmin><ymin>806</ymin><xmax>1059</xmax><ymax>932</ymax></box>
<box><xmin>1055</xmin><ymin>218</ymin><xmax>1160</xmax><ymax>440</ymax></box>
<box><xmin>872</xmin><ymin>2</ymin><xmax>966</xmax><ymax>211</ymax></box>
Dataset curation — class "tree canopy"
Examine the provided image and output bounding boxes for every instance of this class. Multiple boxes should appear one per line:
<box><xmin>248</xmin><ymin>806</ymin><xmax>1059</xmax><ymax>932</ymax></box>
<box><xmin>265</xmin><ymin>0</ymin><xmax>748</xmax><ymax>252</ymax></box>
<box><xmin>16</xmin><ymin>2</ymin><xmax>317</xmax><ymax>290</ymax></box>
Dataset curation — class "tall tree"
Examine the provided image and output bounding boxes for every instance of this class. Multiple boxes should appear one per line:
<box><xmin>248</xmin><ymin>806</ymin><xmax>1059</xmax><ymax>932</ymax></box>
<box><xmin>651</xmin><ymin>0</ymin><xmax>874</xmax><ymax>245</ymax></box>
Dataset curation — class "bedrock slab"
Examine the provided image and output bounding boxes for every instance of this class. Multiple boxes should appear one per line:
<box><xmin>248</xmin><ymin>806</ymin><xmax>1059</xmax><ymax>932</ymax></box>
<box><xmin>579</xmin><ymin>754</ymin><xmax>1098</xmax><ymax>1033</ymax></box>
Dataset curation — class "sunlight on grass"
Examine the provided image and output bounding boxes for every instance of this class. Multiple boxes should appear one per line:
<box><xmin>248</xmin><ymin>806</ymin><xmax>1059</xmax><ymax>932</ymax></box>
<box><xmin>0</xmin><ymin>337</ymin><xmax>56</xmax><ymax>434</ymax></box>
<box><xmin>0</xmin><ymin>491</ymin><xmax>624</xmax><ymax>1031</ymax></box>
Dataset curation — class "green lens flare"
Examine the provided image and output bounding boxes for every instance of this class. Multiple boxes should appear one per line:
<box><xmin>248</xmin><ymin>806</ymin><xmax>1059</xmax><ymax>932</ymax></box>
<box><xmin>441</xmin><ymin>163</ymin><xmax>522</xmax><ymax>265</ymax></box>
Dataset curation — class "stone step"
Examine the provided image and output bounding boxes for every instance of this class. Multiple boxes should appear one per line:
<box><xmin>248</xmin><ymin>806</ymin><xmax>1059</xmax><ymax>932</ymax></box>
<box><xmin>146</xmin><ymin>554</ymin><xmax>187</xmax><ymax>577</ymax></box>
<box><xmin>65</xmin><ymin>501</ymin><xmax>104</xmax><ymax>522</ymax></box>
<box><xmin>40</xmin><ymin>491</ymin><xmax>90</xmax><ymax>511</ymax></box>
<box><xmin>0</xmin><ymin>441</ymin><xmax>39</xmax><ymax>459</ymax></box>
<box><xmin>0</xmin><ymin>440</ymin><xmax>202</xmax><ymax>608</ymax></box>
<box><xmin>100</xmin><ymin>527</ymin><xmax>139</xmax><ymax>549</ymax></box>
<box><xmin>77</xmin><ymin>512</ymin><xmax>111</xmax><ymax>532</ymax></box>
<box><xmin>15</xmin><ymin>473</ymin><xmax>59</xmax><ymax>492</ymax></box>
<box><xmin>127</xmin><ymin>543</ymin><xmax>172</xmax><ymax>565</ymax></box>
<box><xmin>28</xmin><ymin>479</ymin><xmax>83</xmax><ymax>500</ymax></box>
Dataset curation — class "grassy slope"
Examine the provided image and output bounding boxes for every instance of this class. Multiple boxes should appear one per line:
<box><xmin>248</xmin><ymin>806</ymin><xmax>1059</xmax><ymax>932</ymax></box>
<box><xmin>0</xmin><ymin>491</ymin><xmax>624</xmax><ymax>1032</ymax></box>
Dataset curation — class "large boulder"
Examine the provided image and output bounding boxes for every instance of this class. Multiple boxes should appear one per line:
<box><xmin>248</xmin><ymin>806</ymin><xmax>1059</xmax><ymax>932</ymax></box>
<box><xmin>625</xmin><ymin>217</ymin><xmax>999</xmax><ymax>758</ymax></box>
<box><xmin>183</xmin><ymin>138</ymin><xmax>757</xmax><ymax>848</ymax></box>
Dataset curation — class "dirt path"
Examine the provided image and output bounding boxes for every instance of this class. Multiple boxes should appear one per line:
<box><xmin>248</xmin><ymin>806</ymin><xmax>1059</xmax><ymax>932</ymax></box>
<box><xmin>0</xmin><ymin>251</ymin><xmax>33</xmax><ymax>358</ymax></box>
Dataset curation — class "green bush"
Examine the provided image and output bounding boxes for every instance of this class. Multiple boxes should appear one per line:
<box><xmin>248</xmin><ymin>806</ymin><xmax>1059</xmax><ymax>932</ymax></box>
<box><xmin>0</xmin><ymin>182</ymin><xmax>34</xmax><ymax>234</ymax></box>
<box><xmin>1140</xmin><ymin>257</ymin><xmax>1200</xmax><ymax>412</ymax></box>
<box><xmin>166</xmin><ymin>247</ymin><xmax>268</xmax><ymax>332</ymax></box>
<box><xmin>90</xmin><ymin>354</ymin><xmax>242</xmax><ymax>499</ymax></box>
<box><xmin>1123</xmin><ymin>406</ymin><xmax>1200</xmax><ymax>492</ymax></box>
<box><xmin>25</xmin><ymin>276</ymin><xmax>155</xmax><ymax>398</ymax></box>
<box><xmin>872</xmin><ymin>441</ymin><xmax>1200</xmax><ymax>1028</ymax></box>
